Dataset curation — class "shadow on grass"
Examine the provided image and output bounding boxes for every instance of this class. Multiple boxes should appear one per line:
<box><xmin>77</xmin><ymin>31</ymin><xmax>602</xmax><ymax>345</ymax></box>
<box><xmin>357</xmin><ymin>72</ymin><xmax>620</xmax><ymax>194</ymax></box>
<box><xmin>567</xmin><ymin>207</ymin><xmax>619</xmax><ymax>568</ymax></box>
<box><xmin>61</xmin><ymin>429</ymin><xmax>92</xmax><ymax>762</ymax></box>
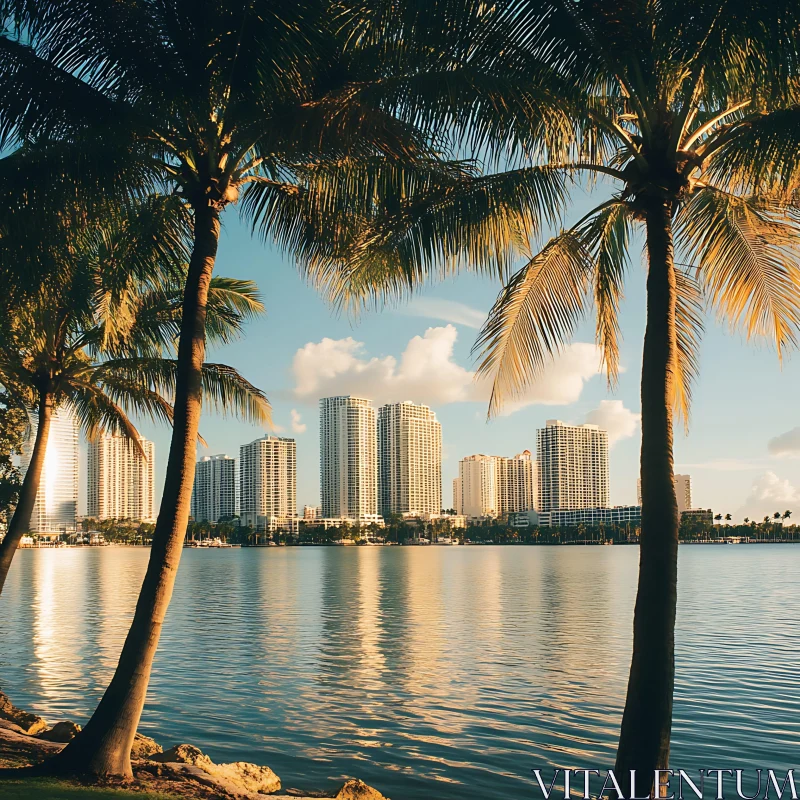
<box><xmin>0</xmin><ymin>777</ymin><xmax>183</xmax><ymax>799</ymax></box>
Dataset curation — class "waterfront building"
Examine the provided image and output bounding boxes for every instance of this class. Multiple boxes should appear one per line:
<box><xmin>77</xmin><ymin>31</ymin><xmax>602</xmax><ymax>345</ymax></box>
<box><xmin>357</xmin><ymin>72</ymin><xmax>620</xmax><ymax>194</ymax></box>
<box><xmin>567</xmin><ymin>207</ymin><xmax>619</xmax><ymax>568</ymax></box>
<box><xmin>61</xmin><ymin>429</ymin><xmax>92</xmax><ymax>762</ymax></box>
<box><xmin>239</xmin><ymin>435</ymin><xmax>296</xmax><ymax>530</ymax></box>
<box><xmin>456</xmin><ymin>452</ymin><xmax>538</xmax><ymax>518</ymax></box>
<box><xmin>303</xmin><ymin>505</ymin><xmax>322</xmax><ymax>520</ymax></box>
<box><xmin>191</xmin><ymin>454</ymin><xmax>236</xmax><ymax>523</ymax></box>
<box><xmin>320</xmin><ymin>396</ymin><xmax>377</xmax><ymax>519</ymax></box>
<box><xmin>637</xmin><ymin>473</ymin><xmax>693</xmax><ymax>514</ymax></box>
<box><xmin>537</xmin><ymin>420</ymin><xmax>609</xmax><ymax>512</ymax></box>
<box><xmin>302</xmin><ymin>514</ymin><xmax>385</xmax><ymax>531</ymax></box>
<box><xmin>88</xmin><ymin>434</ymin><xmax>155</xmax><ymax>522</ymax></box>
<box><xmin>458</xmin><ymin>455</ymin><xmax>499</xmax><ymax>517</ymax></box>
<box><xmin>497</xmin><ymin>450</ymin><xmax>538</xmax><ymax>514</ymax></box>
<box><xmin>681</xmin><ymin>508</ymin><xmax>713</xmax><ymax>526</ymax></box>
<box><xmin>534</xmin><ymin>505</ymin><xmax>641</xmax><ymax>528</ymax></box>
<box><xmin>378</xmin><ymin>401</ymin><xmax>442</xmax><ymax>517</ymax></box>
<box><xmin>19</xmin><ymin>408</ymin><xmax>79</xmax><ymax>534</ymax></box>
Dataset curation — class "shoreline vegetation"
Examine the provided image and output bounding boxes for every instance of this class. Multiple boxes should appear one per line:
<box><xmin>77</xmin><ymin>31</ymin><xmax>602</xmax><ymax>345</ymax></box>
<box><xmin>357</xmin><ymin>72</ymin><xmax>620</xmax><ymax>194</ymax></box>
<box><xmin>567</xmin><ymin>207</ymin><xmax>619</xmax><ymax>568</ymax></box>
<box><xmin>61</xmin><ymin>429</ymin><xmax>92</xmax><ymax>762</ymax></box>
<box><xmin>0</xmin><ymin>691</ymin><xmax>387</xmax><ymax>800</ymax></box>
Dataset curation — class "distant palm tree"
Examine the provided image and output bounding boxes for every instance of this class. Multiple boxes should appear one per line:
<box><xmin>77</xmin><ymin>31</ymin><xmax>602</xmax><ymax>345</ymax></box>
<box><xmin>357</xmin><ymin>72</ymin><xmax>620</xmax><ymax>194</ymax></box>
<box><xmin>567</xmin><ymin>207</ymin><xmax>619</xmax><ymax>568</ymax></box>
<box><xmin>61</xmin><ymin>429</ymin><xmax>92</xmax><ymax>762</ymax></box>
<box><xmin>0</xmin><ymin>197</ymin><xmax>268</xmax><ymax>594</ymax></box>
<box><xmin>724</xmin><ymin>514</ymin><xmax>732</xmax><ymax>525</ymax></box>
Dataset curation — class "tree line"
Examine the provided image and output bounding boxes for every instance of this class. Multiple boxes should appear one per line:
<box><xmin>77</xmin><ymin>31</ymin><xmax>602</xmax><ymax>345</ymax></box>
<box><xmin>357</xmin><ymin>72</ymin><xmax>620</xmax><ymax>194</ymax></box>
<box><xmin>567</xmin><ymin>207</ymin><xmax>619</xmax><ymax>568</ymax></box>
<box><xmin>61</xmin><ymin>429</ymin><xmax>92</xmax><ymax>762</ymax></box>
<box><xmin>0</xmin><ymin>0</ymin><xmax>798</xmax><ymax>794</ymax></box>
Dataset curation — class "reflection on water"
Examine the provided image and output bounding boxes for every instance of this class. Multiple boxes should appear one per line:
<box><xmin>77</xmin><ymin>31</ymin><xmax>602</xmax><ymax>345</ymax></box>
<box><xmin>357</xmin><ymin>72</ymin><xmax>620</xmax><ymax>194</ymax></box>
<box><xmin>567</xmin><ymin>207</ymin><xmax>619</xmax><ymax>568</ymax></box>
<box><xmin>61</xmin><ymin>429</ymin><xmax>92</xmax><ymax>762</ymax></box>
<box><xmin>1</xmin><ymin>546</ymin><xmax>799</xmax><ymax>798</ymax></box>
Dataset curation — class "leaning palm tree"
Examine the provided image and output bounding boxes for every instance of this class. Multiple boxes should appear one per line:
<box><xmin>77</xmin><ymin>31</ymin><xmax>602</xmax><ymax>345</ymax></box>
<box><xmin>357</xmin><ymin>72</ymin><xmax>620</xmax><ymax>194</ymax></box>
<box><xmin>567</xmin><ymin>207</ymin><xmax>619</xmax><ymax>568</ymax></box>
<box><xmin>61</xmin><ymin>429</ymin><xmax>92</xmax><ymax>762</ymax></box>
<box><xmin>0</xmin><ymin>0</ymin><xmax>444</xmax><ymax>778</ymax></box>
<box><xmin>0</xmin><ymin>195</ymin><xmax>269</xmax><ymax>594</ymax></box>
<box><xmin>327</xmin><ymin>0</ymin><xmax>800</xmax><ymax>789</ymax></box>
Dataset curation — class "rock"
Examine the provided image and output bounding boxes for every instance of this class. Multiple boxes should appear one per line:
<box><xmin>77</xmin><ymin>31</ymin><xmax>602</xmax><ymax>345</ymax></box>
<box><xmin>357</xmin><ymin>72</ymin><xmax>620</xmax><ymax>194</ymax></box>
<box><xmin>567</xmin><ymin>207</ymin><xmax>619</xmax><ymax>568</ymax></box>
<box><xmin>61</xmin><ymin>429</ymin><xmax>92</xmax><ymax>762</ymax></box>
<box><xmin>131</xmin><ymin>732</ymin><xmax>163</xmax><ymax>759</ymax></box>
<box><xmin>150</xmin><ymin>743</ymin><xmax>213</xmax><ymax>769</ymax></box>
<box><xmin>150</xmin><ymin>743</ymin><xmax>281</xmax><ymax>795</ymax></box>
<box><xmin>0</xmin><ymin>691</ymin><xmax>48</xmax><ymax>736</ymax></box>
<box><xmin>335</xmin><ymin>779</ymin><xmax>387</xmax><ymax>800</ymax></box>
<box><xmin>37</xmin><ymin>721</ymin><xmax>81</xmax><ymax>742</ymax></box>
<box><xmin>210</xmin><ymin>761</ymin><xmax>281</xmax><ymax>795</ymax></box>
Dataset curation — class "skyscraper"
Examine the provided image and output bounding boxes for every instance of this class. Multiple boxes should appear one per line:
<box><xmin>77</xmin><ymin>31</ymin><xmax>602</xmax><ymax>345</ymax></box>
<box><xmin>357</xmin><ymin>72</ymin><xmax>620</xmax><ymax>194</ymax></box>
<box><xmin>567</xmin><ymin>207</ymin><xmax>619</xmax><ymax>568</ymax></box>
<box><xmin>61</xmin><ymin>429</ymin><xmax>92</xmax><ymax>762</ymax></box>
<box><xmin>456</xmin><ymin>452</ymin><xmax>538</xmax><ymax>518</ymax></box>
<box><xmin>191</xmin><ymin>454</ymin><xmax>236</xmax><ymax>523</ymax></box>
<box><xmin>239</xmin><ymin>436</ymin><xmax>296</xmax><ymax>529</ymax></box>
<box><xmin>20</xmin><ymin>407</ymin><xmax>79</xmax><ymax>532</ymax></box>
<box><xmin>537</xmin><ymin>420</ymin><xmax>609</xmax><ymax>512</ymax></box>
<box><xmin>496</xmin><ymin>450</ymin><xmax>538</xmax><ymax>514</ymax></box>
<box><xmin>458</xmin><ymin>455</ymin><xmax>499</xmax><ymax>517</ymax></box>
<box><xmin>378</xmin><ymin>401</ymin><xmax>442</xmax><ymax>517</ymax></box>
<box><xmin>320</xmin><ymin>396</ymin><xmax>377</xmax><ymax>519</ymax></box>
<box><xmin>88</xmin><ymin>434</ymin><xmax>155</xmax><ymax>522</ymax></box>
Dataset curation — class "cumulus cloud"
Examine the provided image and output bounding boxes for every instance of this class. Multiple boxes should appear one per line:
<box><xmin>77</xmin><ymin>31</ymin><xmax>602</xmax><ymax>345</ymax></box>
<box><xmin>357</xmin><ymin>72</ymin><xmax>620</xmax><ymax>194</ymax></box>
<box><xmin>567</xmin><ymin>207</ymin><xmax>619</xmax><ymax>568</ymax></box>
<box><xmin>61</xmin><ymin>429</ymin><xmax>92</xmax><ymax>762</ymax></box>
<box><xmin>292</xmin><ymin>324</ymin><xmax>602</xmax><ymax>412</ymax></box>
<box><xmin>401</xmin><ymin>298</ymin><xmax>487</xmax><ymax>329</ymax></box>
<box><xmin>290</xmin><ymin>409</ymin><xmax>307</xmax><ymax>434</ymax></box>
<box><xmin>738</xmin><ymin>471</ymin><xmax>800</xmax><ymax>519</ymax></box>
<box><xmin>585</xmin><ymin>400</ymin><xmax>641</xmax><ymax>446</ymax></box>
<box><xmin>768</xmin><ymin>427</ymin><xmax>800</xmax><ymax>457</ymax></box>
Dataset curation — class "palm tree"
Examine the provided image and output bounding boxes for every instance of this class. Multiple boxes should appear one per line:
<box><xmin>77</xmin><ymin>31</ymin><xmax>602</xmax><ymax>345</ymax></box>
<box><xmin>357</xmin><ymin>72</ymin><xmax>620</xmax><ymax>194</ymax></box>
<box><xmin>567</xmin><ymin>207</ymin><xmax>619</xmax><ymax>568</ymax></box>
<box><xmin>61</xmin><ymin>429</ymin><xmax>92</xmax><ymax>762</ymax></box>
<box><xmin>331</xmin><ymin>0</ymin><xmax>800</xmax><ymax>788</ymax></box>
<box><xmin>0</xmin><ymin>197</ymin><xmax>269</xmax><ymax>593</ymax></box>
<box><xmin>0</xmin><ymin>0</ymin><xmax>443</xmax><ymax>777</ymax></box>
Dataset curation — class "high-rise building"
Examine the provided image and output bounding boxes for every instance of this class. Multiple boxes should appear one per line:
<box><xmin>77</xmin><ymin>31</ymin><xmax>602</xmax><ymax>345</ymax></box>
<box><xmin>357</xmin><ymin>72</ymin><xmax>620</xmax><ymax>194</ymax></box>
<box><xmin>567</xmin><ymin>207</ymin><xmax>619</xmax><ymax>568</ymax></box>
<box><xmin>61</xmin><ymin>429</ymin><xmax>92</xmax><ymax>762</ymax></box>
<box><xmin>191</xmin><ymin>454</ymin><xmax>236</xmax><ymax>523</ymax></box>
<box><xmin>378</xmin><ymin>401</ymin><xmax>442</xmax><ymax>517</ymax></box>
<box><xmin>458</xmin><ymin>455</ymin><xmax>499</xmax><ymax>517</ymax></box>
<box><xmin>537</xmin><ymin>420</ymin><xmax>609</xmax><ymax>512</ymax></box>
<box><xmin>497</xmin><ymin>450</ymin><xmax>538</xmax><ymax>514</ymax></box>
<box><xmin>637</xmin><ymin>473</ymin><xmax>692</xmax><ymax>514</ymax></box>
<box><xmin>239</xmin><ymin>436</ymin><xmax>296</xmax><ymax>529</ymax></box>
<box><xmin>456</xmin><ymin>451</ymin><xmax>538</xmax><ymax>518</ymax></box>
<box><xmin>20</xmin><ymin>407</ymin><xmax>79</xmax><ymax>533</ymax></box>
<box><xmin>320</xmin><ymin>396</ymin><xmax>377</xmax><ymax>519</ymax></box>
<box><xmin>88</xmin><ymin>434</ymin><xmax>155</xmax><ymax>522</ymax></box>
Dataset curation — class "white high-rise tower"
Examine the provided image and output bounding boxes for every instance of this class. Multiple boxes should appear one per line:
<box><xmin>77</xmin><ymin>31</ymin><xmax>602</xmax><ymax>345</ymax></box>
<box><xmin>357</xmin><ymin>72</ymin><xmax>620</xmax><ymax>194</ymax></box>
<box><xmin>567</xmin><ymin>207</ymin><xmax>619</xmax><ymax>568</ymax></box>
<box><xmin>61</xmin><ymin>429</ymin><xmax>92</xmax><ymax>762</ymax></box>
<box><xmin>87</xmin><ymin>434</ymin><xmax>155</xmax><ymax>522</ymax></box>
<box><xmin>537</xmin><ymin>420</ymin><xmax>609</xmax><ymax>511</ymax></box>
<box><xmin>20</xmin><ymin>407</ymin><xmax>79</xmax><ymax>532</ymax></box>
<box><xmin>456</xmin><ymin>451</ymin><xmax>538</xmax><ymax>518</ymax></box>
<box><xmin>191</xmin><ymin>454</ymin><xmax>236</xmax><ymax>522</ymax></box>
<box><xmin>320</xmin><ymin>396</ymin><xmax>377</xmax><ymax>519</ymax></box>
<box><xmin>378</xmin><ymin>401</ymin><xmax>442</xmax><ymax>517</ymax></box>
<box><xmin>239</xmin><ymin>436</ymin><xmax>296</xmax><ymax>529</ymax></box>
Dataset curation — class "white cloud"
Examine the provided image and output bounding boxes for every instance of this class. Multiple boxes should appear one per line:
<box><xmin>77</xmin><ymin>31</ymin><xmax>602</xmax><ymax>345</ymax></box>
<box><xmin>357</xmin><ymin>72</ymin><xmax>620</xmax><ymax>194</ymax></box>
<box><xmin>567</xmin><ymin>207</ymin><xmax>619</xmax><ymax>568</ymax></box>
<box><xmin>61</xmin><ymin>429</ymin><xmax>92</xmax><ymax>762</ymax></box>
<box><xmin>401</xmin><ymin>298</ymin><xmax>486</xmax><ymax>329</ymax></box>
<box><xmin>768</xmin><ymin>427</ymin><xmax>800</xmax><ymax>457</ymax></box>
<box><xmin>676</xmin><ymin>459</ymin><xmax>766</xmax><ymax>472</ymax></box>
<box><xmin>737</xmin><ymin>471</ymin><xmax>800</xmax><ymax>519</ymax></box>
<box><xmin>292</xmin><ymin>324</ymin><xmax>602</xmax><ymax>412</ymax></box>
<box><xmin>290</xmin><ymin>409</ymin><xmax>307</xmax><ymax>434</ymax></box>
<box><xmin>585</xmin><ymin>400</ymin><xmax>640</xmax><ymax>446</ymax></box>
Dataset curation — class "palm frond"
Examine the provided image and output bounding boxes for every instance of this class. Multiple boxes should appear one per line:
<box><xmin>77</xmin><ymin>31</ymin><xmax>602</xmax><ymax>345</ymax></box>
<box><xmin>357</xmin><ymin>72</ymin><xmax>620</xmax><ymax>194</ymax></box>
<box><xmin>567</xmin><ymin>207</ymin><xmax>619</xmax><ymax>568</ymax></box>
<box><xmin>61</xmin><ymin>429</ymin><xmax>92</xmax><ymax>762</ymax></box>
<box><xmin>676</xmin><ymin>187</ymin><xmax>800</xmax><ymax>357</ymax></box>
<box><xmin>473</xmin><ymin>232</ymin><xmax>593</xmax><ymax>418</ymax></box>
<box><xmin>673</xmin><ymin>269</ymin><xmax>704</xmax><ymax>429</ymax></box>
<box><xmin>577</xmin><ymin>201</ymin><xmax>633</xmax><ymax>385</ymax></box>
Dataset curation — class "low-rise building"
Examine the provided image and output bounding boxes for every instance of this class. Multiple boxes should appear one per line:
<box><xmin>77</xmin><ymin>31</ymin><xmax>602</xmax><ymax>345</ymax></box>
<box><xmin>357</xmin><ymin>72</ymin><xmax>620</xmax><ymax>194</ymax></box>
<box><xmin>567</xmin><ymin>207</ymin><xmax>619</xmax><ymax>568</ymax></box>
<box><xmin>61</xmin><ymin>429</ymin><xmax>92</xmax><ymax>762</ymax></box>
<box><xmin>681</xmin><ymin>508</ymin><xmax>713</xmax><ymax>526</ymax></box>
<box><xmin>536</xmin><ymin>505</ymin><xmax>641</xmax><ymax>528</ymax></box>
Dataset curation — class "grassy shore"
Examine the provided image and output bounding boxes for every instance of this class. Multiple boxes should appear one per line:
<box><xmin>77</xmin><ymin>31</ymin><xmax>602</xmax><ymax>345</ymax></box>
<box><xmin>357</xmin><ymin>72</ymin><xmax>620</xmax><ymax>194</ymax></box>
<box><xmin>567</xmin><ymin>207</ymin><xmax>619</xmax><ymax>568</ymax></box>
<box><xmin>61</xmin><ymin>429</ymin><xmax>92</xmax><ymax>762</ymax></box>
<box><xmin>0</xmin><ymin>777</ymin><xmax>183</xmax><ymax>799</ymax></box>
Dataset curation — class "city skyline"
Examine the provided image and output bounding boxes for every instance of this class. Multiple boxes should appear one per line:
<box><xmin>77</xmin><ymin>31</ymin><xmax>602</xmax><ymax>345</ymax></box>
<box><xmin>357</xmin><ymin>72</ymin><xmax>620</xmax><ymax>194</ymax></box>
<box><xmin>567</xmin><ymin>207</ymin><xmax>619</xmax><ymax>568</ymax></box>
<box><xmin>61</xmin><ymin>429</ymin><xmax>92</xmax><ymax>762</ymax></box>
<box><xmin>100</xmin><ymin>215</ymin><xmax>800</xmax><ymax>525</ymax></box>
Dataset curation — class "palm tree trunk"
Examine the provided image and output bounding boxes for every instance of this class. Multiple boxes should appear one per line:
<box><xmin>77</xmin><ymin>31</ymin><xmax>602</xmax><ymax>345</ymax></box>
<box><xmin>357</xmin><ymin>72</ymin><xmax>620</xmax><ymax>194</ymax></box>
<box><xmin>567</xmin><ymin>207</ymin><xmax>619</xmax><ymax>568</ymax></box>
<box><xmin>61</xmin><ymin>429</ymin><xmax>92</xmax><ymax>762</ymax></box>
<box><xmin>0</xmin><ymin>393</ymin><xmax>53</xmax><ymax>595</ymax></box>
<box><xmin>614</xmin><ymin>197</ymin><xmax>679</xmax><ymax>795</ymax></box>
<box><xmin>50</xmin><ymin>204</ymin><xmax>221</xmax><ymax>779</ymax></box>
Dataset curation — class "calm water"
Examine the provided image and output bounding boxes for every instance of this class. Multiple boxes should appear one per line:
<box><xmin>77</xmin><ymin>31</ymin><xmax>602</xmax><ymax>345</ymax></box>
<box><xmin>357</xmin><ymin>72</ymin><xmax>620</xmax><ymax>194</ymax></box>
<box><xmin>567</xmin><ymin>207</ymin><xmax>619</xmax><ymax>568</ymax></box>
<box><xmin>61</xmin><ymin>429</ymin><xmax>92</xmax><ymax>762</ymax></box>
<box><xmin>1</xmin><ymin>546</ymin><xmax>799</xmax><ymax>798</ymax></box>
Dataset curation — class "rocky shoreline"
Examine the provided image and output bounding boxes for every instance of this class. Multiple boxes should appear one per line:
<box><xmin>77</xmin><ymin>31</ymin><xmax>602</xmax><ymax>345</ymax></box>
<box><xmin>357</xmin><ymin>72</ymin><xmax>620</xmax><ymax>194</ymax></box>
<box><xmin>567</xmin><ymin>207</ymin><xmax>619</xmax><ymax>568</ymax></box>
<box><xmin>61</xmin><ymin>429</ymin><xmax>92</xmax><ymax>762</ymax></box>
<box><xmin>0</xmin><ymin>690</ymin><xmax>388</xmax><ymax>799</ymax></box>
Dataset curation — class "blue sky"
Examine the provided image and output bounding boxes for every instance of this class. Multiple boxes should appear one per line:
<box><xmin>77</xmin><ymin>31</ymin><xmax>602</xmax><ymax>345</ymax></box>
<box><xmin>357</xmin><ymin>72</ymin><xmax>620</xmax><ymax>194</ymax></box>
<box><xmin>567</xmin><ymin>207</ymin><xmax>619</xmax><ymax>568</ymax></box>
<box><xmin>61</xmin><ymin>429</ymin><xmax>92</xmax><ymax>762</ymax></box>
<box><xmin>89</xmin><ymin>195</ymin><xmax>800</xmax><ymax>523</ymax></box>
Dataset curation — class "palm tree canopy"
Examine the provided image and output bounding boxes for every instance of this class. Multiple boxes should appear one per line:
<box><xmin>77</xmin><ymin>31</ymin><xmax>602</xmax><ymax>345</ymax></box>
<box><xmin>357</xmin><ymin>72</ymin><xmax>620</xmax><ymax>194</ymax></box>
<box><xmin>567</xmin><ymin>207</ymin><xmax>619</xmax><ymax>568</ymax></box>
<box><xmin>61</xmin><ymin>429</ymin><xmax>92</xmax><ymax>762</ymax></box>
<box><xmin>0</xmin><ymin>195</ymin><xmax>271</xmax><ymax>445</ymax></box>
<box><xmin>0</xmin><ymin>0</ymin><xmax>442</xmax><ymax>263</ymax></box>
<box><xmin>316</xmin><ymin>0</ymin><xmax>800</xmax><ymax>424</ymax></box>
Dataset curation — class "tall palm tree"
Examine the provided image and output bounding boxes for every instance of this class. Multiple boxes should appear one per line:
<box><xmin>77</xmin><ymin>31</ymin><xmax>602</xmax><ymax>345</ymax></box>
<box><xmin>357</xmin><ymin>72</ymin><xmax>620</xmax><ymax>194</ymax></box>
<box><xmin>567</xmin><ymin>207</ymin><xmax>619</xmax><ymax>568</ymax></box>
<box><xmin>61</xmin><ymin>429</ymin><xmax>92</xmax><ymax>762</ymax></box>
<box><xmin>0</xmin><ymin>0</ymin><xmax>444</xmax><ymax>778</ymax></box>
<box><xmin>328</xmin><ymin>0</ymin><xmax>800</xmax><ymax>789</ymax></box>
<box><xmin>0</xmin><ymin>196</ymin><xmax>269</xmax><ymax>594</ymax></box>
